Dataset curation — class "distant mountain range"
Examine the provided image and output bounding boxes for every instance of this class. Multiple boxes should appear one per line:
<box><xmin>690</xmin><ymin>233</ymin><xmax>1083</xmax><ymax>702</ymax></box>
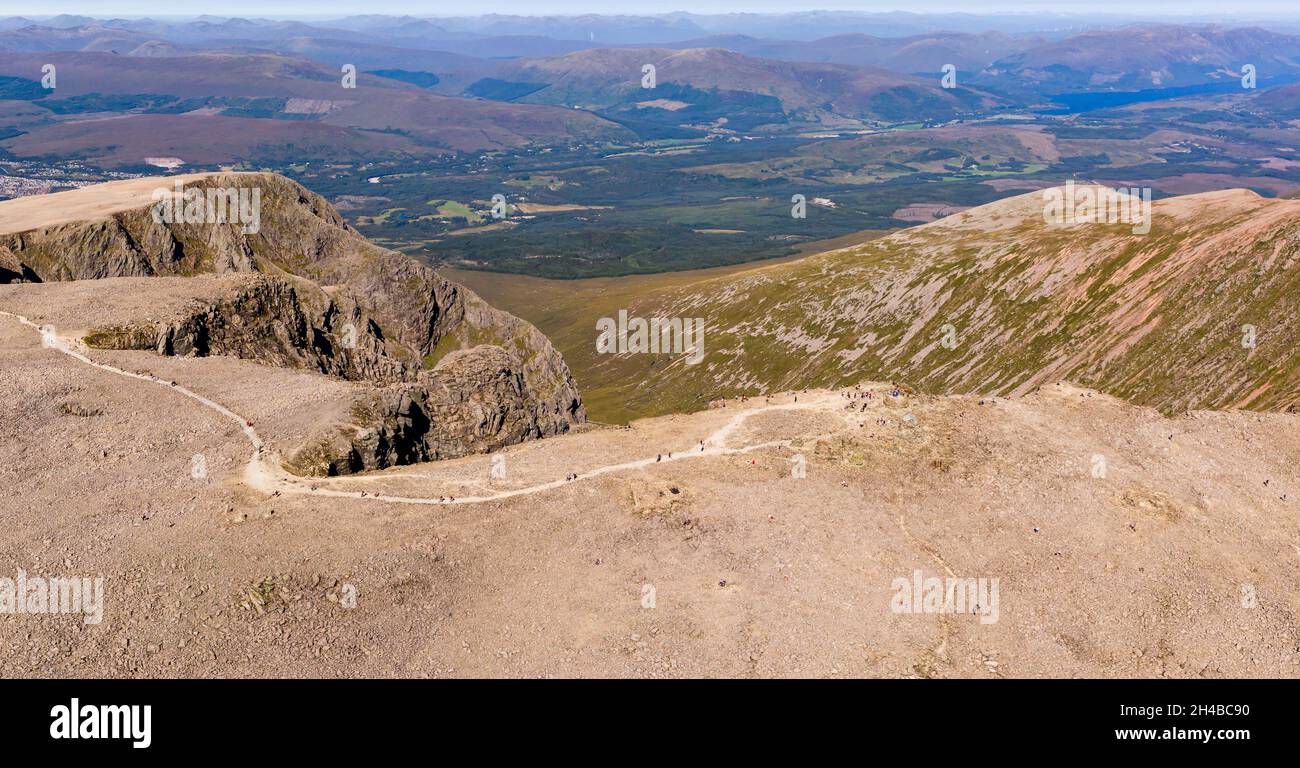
<box><xmin>4</xmin><ymin>15</ymin><xmax>1300</xmax><ymax>168</ymax></box>
<box><xmin>0</xmin><ymin>50</ymin><xmax>630</xmax><ymax>165</ymax></box>
<box><xmin>0</xmin><ymin>11</ymin><xmax>1101</xmax><ymax>42</ymax></box>
<box><xmin>480</xmin><ymin>47</ymin><xmax>1006</xmax><ymax>128</ymax></box>
<box><xmin>977</xmin><ymin>24</ymin><xmax>1300</xmax><ymax>93</ymax></box>
<box><xmin>5</xmin><ymin>16</ymin><xmax>1299</xmax><ymax>91</ymax></box>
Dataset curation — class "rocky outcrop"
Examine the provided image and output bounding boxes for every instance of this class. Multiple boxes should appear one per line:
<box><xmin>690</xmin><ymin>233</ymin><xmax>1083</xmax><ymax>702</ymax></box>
<box><xmin>286</xmin><ymin>345</ymin><xmax>582</xmax><ymax>476</ymax></box>
<box><xmin>0</xmin><ymin>172</ymin><xmax>585</xmax><ymax>473</ymax></box>
<box><xmin>0</xmin><ymin>245</ymin><xmax>38</xmax><ymax>283</ymax></box>
<box><xmin>1</xmin><ymin>206</ymin><xmax>256</xmax><ymax>280</ymax></box>
<box><xmin>82</xmin><ymin>274</ymin><xmax>413</xmax><ymax>383</ymax></box>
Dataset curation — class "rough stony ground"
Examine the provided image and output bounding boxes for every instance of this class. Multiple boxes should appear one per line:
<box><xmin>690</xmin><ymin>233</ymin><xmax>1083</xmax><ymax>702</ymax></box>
<box><xmin>0</xmin><ymin>174</ymin><xmax>217</xmax><ymax>235</ymax></box>
<box><xmin>0</xmin><ymin>275</ymin><xmax>261</xmax><ymax>338</ymax></box>
<box><xmin>2</xmin><ymin>311</ymin><xmax>1299</xmax><ymax>678</ymax></box>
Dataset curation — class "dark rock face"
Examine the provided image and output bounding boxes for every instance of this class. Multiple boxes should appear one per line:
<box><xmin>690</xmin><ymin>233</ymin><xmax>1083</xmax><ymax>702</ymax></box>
<box><xmin>286</xmin><ymin>345</ymin><xmax>579</xmax><ymax>476</ymax></box>
<box><xmin>3</xmin><ymin>172</ymin><xmax>586</xmax><ymax>474</ymax></box>
<box><xmin>81</xmin><ymin>275</ymin><xmax>412</xmax><ymax>383</ymax></box>
<box><xmin>0</xmin><ymin>206</ymin><xmax>256</xmax><ymax>280</ymax></box>
<box><xmin>0</xmin><ymin>245</ymin><xmax>39</xmax><ymax>283</ymax></box>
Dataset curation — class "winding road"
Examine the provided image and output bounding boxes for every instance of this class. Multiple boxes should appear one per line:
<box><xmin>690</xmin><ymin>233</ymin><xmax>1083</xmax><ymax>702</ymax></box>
<box><xmin>3</xmin><ymin>310</ymin><xmax>860</xmax><ymax>506</ymax></box>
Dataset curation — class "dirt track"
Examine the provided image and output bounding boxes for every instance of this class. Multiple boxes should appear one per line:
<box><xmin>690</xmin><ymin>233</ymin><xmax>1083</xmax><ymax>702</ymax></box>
<box><xmin>3</xmin><ymin>309</ymin><xmax>854</xmax><ymax>505</ymax></box>
<box><xmin>2</xmin><ymin>311</ymin><xmax>1299</xmax><ymax>678</ymax></box>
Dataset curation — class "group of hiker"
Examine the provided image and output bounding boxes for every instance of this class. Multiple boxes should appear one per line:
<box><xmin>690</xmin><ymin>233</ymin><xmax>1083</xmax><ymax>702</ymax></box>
<box><xmin>842</xmin><ymin>384</ymin><xmax>906</xmax><ymax>400</ymax></box>
<box><xmin>716</xmin><ymin>389</ymin><xmax>814</xmax><ymax>409</ymax></box>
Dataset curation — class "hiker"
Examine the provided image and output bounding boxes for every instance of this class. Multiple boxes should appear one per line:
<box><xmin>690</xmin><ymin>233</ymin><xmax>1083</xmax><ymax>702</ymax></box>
<box><xmin>656</xmin><ymin>454</ymin><xmax>661</xmax><ymax>462</ymax></box>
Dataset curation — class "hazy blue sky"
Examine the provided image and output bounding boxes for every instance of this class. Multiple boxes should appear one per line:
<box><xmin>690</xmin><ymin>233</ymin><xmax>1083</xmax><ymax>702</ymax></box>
<box><xmin>11</xmin><ymin>2</ymin><xmax>1300</xmax><ymax>19</ymax></box>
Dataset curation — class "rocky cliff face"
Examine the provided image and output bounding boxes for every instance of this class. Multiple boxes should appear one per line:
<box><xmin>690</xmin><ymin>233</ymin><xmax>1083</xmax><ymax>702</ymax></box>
<box><xmin>0</xmin><ymin>245</ymin><xmax>38</xmax><ymax>283</ymax></box>
<box><xmin>0</xmin><ymin>173</ymin><xmax>585</xmax><ymax>473</ymax></box>
<box><xmin>81</xmin><ymin>273</ymin><xmax>413</xmax><ymax>383</ymax></box>
<box><xmin>286</xmin><ymin>345</ymin><xmax>573</xmax><ymax>476</ymax></box>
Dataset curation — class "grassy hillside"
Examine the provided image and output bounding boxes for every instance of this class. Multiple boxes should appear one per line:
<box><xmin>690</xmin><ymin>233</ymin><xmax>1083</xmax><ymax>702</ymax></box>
<box><xmin>454</xmin><ymin>186</ymin><xmax>1300</xmax><ymax>422</ymax></box>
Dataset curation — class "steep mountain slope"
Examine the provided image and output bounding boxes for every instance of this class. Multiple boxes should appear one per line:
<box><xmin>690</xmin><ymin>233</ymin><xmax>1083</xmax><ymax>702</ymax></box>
<box><xmin>502</xmin><ymin>186</ymin><xmax>1300</xmax><ymax>419</ymax></box>
<box><xmin>0</xmin><ymin>173</ymin><xmax>586</xmax><ymax>473</ymax></box>
<box><xmin>478</xmin><ymin>47</ymin><xmax>1007</xmax><ymax>127</ymax></box>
